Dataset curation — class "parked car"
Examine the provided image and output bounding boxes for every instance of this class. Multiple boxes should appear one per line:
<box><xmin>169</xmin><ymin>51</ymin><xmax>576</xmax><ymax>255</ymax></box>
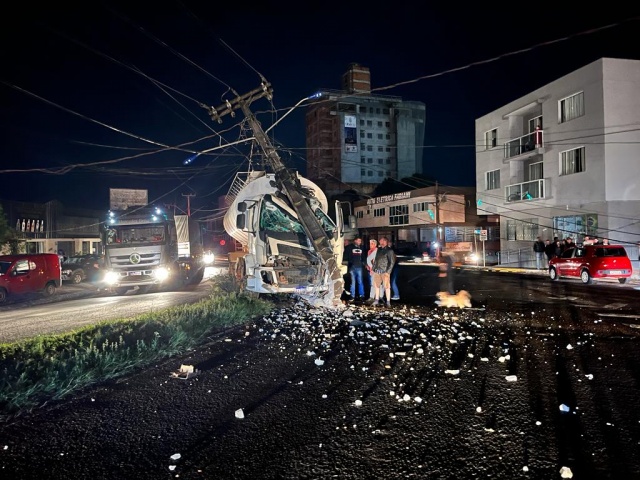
<box><xmin>61</xmin><ymin>254</ymin><xmax>103</xmax><ymax>284</ymax></box>
<box><xmin>463</xmin><ymin>251</ymin><xmax>499</xmax><ymax>266</ymax></box>
<box><xmin>548</xmin><ymin>245</ymin><xmax>632</xmax><ymax>284</ymax></box>
<box><xmin>0</xmin><ymin>253</ymin><xmax>61</xmax><ymax>302</ymax></box>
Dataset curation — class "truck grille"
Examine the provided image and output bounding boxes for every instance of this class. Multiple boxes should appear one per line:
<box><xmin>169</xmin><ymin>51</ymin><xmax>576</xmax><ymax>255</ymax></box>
<box><xmin>109</xmin><ymin>252</ymin><xmax>161</xmax><ymax>269</ymax></box>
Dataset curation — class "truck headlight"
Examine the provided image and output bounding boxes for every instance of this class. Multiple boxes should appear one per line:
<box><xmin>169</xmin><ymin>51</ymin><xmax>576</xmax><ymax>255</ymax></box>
<box><xmin>154</xmin><ymin>267</ymin><xmax>170</xmax><ymax>281</ymax></box>
<box><xmin>203</xmin><ymin>252</ymin><xmax>215</xmax><ymax>265</ymax></box>
<box><xmin>104</xmin><ymin>271</ymin><xmax>120</xmax><ymax>285</ymax></box>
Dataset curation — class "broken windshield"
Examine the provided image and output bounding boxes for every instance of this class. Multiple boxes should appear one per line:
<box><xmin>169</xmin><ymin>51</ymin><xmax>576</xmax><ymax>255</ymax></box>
<box><xmin>260</xmin><ymin>196</ymin><xmax>305</xmax><ymax>234</ymax></box>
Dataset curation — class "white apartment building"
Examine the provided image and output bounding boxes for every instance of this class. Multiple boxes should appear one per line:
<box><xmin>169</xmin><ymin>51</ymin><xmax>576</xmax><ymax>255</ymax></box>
<box><xmin>475</xmin><ymin>57</ymin><xmax>640</xmax><ymax>266</ymax></box>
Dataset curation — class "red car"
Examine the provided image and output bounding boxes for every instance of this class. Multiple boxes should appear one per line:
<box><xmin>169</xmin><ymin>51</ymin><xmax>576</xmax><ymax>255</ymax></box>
<box><xmin>548</xmin><ymin>244</ymin><xmax>633</xmax><ymax>284</ymax></box>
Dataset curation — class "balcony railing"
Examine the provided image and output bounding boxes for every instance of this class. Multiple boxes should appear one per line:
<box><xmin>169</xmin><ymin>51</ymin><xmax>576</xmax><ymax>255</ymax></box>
<box><xmin>504</xmin><ymin>130</ymin><xmax>543</xmax><ymax>159</ymax></box>
<box><xmin>505</xmin><ymin>179</ymin><xmax>545</xmax><ymax>203</ymax></box>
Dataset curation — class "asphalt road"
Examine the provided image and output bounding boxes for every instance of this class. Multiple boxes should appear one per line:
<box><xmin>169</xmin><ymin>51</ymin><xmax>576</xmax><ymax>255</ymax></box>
<box><xmin>0</xmin><ymin>266</ymin><xmax>226</xmax><ymax>343</ymax></box>
<box><xmin>0</xmin><ymin>265</ymin><xmax>639</xmax><ymax>478</ymax></box>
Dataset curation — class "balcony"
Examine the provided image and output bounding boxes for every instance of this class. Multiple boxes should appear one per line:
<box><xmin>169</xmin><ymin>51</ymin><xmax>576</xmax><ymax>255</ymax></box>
<box><xmin>504</xmin><ymin>130</ymin><xmax>544</xmax><ymax>160</ymax></box>
<box><xmin>505</xmin><ymin>179</ymin><xmax>545</xmax><ymax>203</ymax></box>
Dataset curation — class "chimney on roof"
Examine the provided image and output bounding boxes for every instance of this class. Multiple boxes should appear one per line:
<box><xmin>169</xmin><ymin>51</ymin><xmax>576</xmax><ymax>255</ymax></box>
<box><xmin>342</xmin><ymin>63</ymin><xmax>371</xmax><ymax>94</ymax></box>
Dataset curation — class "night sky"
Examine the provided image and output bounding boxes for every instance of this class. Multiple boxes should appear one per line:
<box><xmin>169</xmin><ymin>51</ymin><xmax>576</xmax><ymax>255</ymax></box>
<box><xmin>2</xmin><ymin>3</ymin><xmax>639</xmax><ymax>216</ymax></box>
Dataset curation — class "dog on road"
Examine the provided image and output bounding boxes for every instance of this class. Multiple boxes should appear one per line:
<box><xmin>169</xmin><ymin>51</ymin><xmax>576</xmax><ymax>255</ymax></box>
<box><xmin>435</xmin><ymin>290</ymin><xmax>472</xmax><ymax>309</ymax></box>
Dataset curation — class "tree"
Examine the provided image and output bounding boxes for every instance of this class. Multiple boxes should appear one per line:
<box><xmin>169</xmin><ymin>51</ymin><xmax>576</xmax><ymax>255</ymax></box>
<box><xmin>0</xmin><ymin>205</ymin><xmax>21</xmax><ymax>254</ymax></box>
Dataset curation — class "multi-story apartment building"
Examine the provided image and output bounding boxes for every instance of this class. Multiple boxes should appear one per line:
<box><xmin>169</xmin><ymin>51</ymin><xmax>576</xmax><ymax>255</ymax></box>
<box><xmin>305</xmin><ymin>64</ymin><xmax>426</xmax><ymax>199</ymax></box>
<box><xmin>475</xmin><ymin>57</ymin><xmax>640</xmax><ymax>265</ymax></box>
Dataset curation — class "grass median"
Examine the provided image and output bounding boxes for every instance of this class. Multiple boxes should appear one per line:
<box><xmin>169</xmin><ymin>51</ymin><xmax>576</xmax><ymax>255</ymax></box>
<box><xmin>0</xmin><ymin>275</ymin><xmax>274</xmax><ymax>420</ymax></box>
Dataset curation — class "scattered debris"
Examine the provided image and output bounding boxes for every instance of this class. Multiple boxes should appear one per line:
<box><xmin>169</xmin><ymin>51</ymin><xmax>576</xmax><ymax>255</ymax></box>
<box><xmin>170</xmin><ymin>364</ymin><xmax>199</xmax><ymax>380</ymax></box>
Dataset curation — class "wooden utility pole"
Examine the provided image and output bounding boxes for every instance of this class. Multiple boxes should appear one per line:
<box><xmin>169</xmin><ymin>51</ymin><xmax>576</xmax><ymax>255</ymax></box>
<box><xmin>182</xmin><ymin>193</ymin><xmax>195</xmax><ymax>217</ymax></box>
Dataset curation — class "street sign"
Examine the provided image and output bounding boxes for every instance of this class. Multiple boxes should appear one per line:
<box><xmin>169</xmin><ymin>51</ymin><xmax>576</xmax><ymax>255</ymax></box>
<box><xmin>480</xmin><ymin>229</ymin><xmax>488</xmax><ymax>241</ymax></box>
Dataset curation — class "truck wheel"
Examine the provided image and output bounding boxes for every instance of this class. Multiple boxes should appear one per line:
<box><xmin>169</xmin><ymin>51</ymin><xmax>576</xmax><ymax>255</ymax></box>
<box><xmin>43</xmin><ymin>282</ymin><xmax>56</xmax><ymax>297</ymax></box>
<box><xmin>0</xmin><ymin>288</ymin><xmax>7</xmax><ymax>303</ymax></box>
<box><xmin>136</xmin><ymin>285</ymin><xmax>152</xmax><ymax>294</ymax></box>
<box><xmin>72</xmin><ymin>271</ymin><xmax>83</xmax><ymax>284</ymax></box>
<box><xmin>115</xmin><ymin>287</ymin><xmax>129</xmax><ymax>295</ymax></box>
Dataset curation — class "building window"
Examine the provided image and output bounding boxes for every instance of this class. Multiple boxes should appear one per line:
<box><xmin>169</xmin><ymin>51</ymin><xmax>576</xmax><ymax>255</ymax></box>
<box><xmin>485</xmin><ymin>128</ymin><xmax>498</xmax><ymax>150</ymax></box>
<box><xmin>485</xmin><ymin>169</ymin><xmax>500</xmax><ymax>190</ymax></box>
<box><xmin>369</xmin><ymin>108</ymin><xmax>374</xmax><ymax>114</ymax></box>
<box><xmin>367</xmin><ymin>133</ymin><xmax>372</xmax><ymax>139</ymax></box>
<box><xmin>385</xmin><ymin>121</ymin><xmax>390</xmax><ymax>127</ymax></box>
<box><xmin>361</xmin><ymin>169</ymin><xmax>366</xmax><ymax>176</ymax></box>
<box><xmin>367</xmin><ymin>158</ymin><xmax>373</xmax><ymax>164</ymax></box>
<box><xmin>378</xmin><ymin>158</ymin><xmax>383</xmax><ymax>164</ymax></box>
<box><xmin>386</xmin><ymin>158</ymin><xmax>391</xmax><ymax>164</ymax></box>
<box><xmin>367</xmin><ymin>170</ymin><xmax>373</xmax><ymax>176</ymax></box>
<box><xmin>560</xmin><ymin>147</ymin><xmax>585</xmax><ymax>175</ymax></box>
<box><xmin>378</xmin><ymin>171</ymin><xmax>383</xmax><ymax>177</ymax></box>
<box><xmin>360</xmin><ymin>157</ymin><xmax>366</xmax><ymax>164</ymax></box>
<box><xmin>506</xmin><ymin>218</ymin><xmax>538</xmax><ymax>241</ymax></box>
<box><xmin>360</xmin><ymin>131</ymin><xmax>365</xmax><ymax>138</ymax></box>
<box><xmin>360</xmin><ymin>119</ymin><xmax>365</xmax><ymax>126</ymax></box>
<box><xmin>559</xmin><ymin>92</ymin><xmax>584</xmax><ymax>123</ymax></box>
<box><xmin>367</xmin><ymin>145</ymin><xmax>373</xmax><ymax>151</ymax></box>
<box><xmin>389</xmin><ymin>205</ymin><xmax>409</xmax><ymax>225</ymax></box>
<box><xmin>367</xmin><ymin>120</ymin><xmax>372</xmax><ymax>126</ymax></box>
<box><xmin>386</xmin><ymin>134</ymin><xmax>390</xmax><ymax>140</ymax></box>
<box><xmin>377</xmin><ymin>121</ymin><xmax>383</xmax><ymax>127</ymax></box>
<box><xmin>529</xmin><ymin>161</ymin><xmax>543</xmax><ymax>180</ymax></box>
<box><xmin>376</xmin><ymin>108</ymin><xmax>381</xmax><ymax>114</ymax></box>
<box><xmin>377</xmin><ymin>133</ymin><xmax>383</xmax><ymax>139</ymax></box>
<box><xmin>413</xmin><ymin>202</ymin><xmax>429</xmax><ymax>212</ymax></box>
<box><xmin>385</xmin><ymin>147</ymin><xmax>391</xmax><ymax>152</ymax></box>
<box><xmin>373</xmin><ymin>207</ymin><xmax>385</xmax><ymax>217</ymax></box>
<box><xmin>528</xmin><ymin>116</ymin><xmax>543</xmax><ymax>133</ymax></box>
<box><xmin>356</xmin><ymin>211</ymin><xmax>364</xmax><ymax>219</ymax></box>
<box><xmin>383</xmin><ymin>108</ymin><xmax>389</xmax><ymax>115</ymax></box>
<box><xmin>554</xmin><ymin>214</ymin><xmax>598</xmax><ymax>239</ymax></box>
<box><xmin>378</xmin><ymin>146</ymin><xmax>383</xmax><ymax>152</ymax></box>
<box><xmin>361</xmin><ymin>144</ymin><xmax>366</xmax><ymax>151</ymax></box>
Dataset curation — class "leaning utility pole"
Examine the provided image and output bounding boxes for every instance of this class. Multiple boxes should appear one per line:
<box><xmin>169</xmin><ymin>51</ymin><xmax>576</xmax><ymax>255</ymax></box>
<box><xmin>207</xmin><ymin>83</ymin><xmax>344</xmax><ymax>304</ymax></box>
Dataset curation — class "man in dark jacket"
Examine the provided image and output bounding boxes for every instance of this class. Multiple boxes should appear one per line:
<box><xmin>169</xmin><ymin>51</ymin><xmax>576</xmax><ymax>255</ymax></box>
<box><xmin>544</xmin><ymin>239</ymin><xmax>555</xmax><ymax>266</ymax></box>
<box><xmin>344</xmin><ymin>237</ymin><xmax>366</xmax><ymax>301</ymax></box>
<box><xmin>533</xmin><ymin>236</ymin><xmax>545</xmax><ymax>269</ymax></box>
<box><xmin>367</xmin><ymin>237</ymin><xmax>396</xmax><ymax>307</ymax></box>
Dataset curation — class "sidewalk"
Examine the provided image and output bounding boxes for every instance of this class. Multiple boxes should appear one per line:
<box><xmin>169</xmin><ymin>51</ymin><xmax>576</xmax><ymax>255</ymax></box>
<box><xmin>468</xmin><ymin>264</ymin><xmax>640</xmax><ymax>285</ymax></box>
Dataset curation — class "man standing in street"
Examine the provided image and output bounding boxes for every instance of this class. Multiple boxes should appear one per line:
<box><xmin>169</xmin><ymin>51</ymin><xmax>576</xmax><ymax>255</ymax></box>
<box><xmin>533</xmin><ymin>236</ymin><xmax>545</xmax><ymax>269</ymax></box>
<box><xmin>368</xmin><ymin>237</ymin><xmax>396</xmax><ymax>307</ymax></box>
<box><xmin>544</xmin><ymin>239</ymin><xmax>555</xmax><ymax>267</ymax></box>
<box><xmin>344</xmin><ymin>237</ymin><xmax>366</xmax><ymax>302</ymax></box>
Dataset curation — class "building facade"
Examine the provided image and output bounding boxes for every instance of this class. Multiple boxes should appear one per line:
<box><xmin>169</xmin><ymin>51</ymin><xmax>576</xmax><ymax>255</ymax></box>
<box><xmin>475</xmin><ymin>57</ymin><xmax>640</xmax><ymax>266</ymax></box>
<box><xmin>354</xmin><ymin>186</ymin><xmax>499</xmax><ymax>261</ymax></box>
<box><xmin>0</xmin><ymin>199</ymin><xmax>101</xmax><ymax>256</ymax></box>
<box><xmin>305</xmin><ymin>64</ymin><xmax>426</xmax><ymax>198</ymax></box>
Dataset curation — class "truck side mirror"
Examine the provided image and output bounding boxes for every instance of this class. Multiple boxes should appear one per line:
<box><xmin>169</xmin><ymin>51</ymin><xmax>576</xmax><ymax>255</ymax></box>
<box><xmin>237</xmin><ymin>202</ymin><xmax>247</xmax><ymax>213</ymax></box>
<box><xmin>348</xmin><ymin>215</ymin><xmax>356</xmax><ymax>229</ymax></box>
<box><xmin>236</xmin><ymin>213</ymin><xmax>246</xmax><ymax>230</ymax></box>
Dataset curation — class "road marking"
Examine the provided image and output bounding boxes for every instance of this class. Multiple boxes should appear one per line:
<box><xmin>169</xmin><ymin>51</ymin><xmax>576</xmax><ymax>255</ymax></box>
<box><xmin>597</xmin><ymin>312</ymin><xmax>640</xmax><ymax>319</ymax></box>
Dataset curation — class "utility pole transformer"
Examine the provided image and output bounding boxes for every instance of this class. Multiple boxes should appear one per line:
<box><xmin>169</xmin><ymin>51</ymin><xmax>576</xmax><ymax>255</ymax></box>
<box><xmin>207</xmin><ymin>83</ymin><xmax>344</xmax><ymax>304</ymax></box>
